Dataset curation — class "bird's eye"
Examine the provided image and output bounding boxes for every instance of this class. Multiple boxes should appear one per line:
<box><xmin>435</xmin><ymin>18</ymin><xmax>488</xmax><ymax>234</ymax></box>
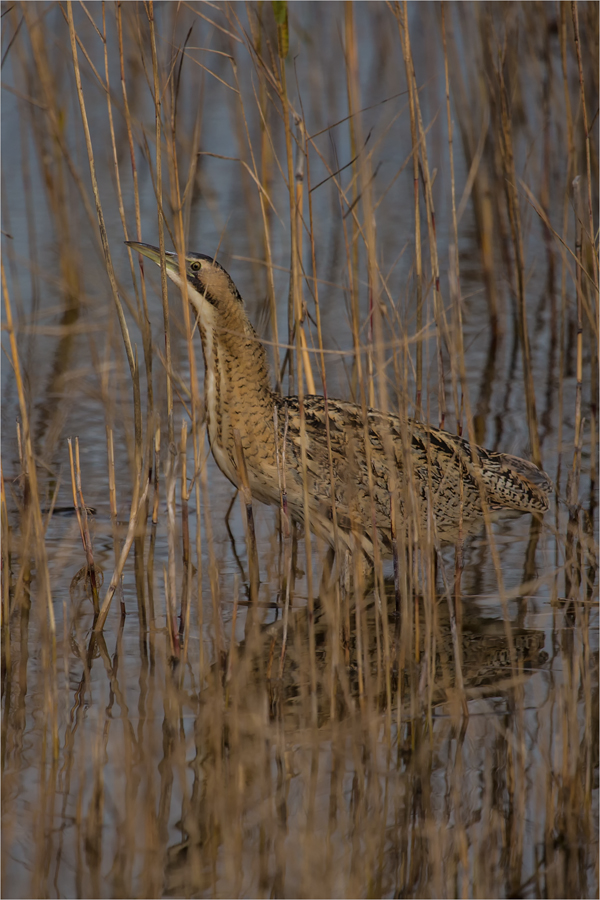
<box><xmin>190</xmin><ymin>260</ymin><xmax>201</xmax><ymax>272</ymax></box>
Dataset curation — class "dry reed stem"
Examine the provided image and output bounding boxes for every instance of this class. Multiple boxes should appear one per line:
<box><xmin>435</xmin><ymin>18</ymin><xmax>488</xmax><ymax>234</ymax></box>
<box><xmin>67</xmin><ymin>437</ymin><xmax>100</xmax><ymax>615</ymax></box>
<box><xmin>162</xmin><ymin>31</ymin><xmax>206</xmax><ymax>664</ymax></box>
<box><xmin>105</xmin><ymin>425</ymin><xmax>126</xmax><ymax>619</ymax></box>
<box><xmin>233</xmin><ymin>428</ymin><xmax>260</xmax><ymax>611</ymax></box>
<box><xmin>117</xmin><ymin>2</ymin><xmax>154</xmax><ymax>416</ymax></box>
<box><xmin>1</xmin><ymin>465</ymin><xmax>11</xmax><ymax>674</ymax></box>
<box><xmin>395</xmin><ymin>1</ymin><xmax>423</xmax><ymax>419</ymax></box>
<box><xmin>20</xmin><ymin>4</ymin><xmax>98</xmax><ymax>269</ymax></box>
<box><xmin>248</xmin><ymin>9</ymin><xmax>282</xmax><ymax>390</ymax></box>
<box><xmin>279</xmin><ymin>38</ymin><xmax>299</xmax><ymax>395</ymax></box>
<box><xmin>343</xmin><ymin>3</ymin><xmax>365</xmax><ymax>407</ymax></box>
<box><xmin>147</xmin><ymin>424</ymin><xmax>161</xmax><ymax>630</ymax></box>
<box><xmin>2</xmin><ymin>260</ymin><xmax>58</xmax><ymax>767</ymax></box>
<box><xmin>192</xmin><ymin>428</ymin><xmax>205</xmax><ymax>680</ymax></box>
<box><xmin>571</xmin><ymin>177</ymin><xmax>585</xmax><ymax>492</ymax></box>
<box><xmin>496</xmin><ymin>38</ymin><xmax>542</xmax><ymax>467</ymax></box>
<box><xmin>198</xmin><ymin>437</ymin><xmax>225</xmax><ymax>670</ymax></box>
<box><xmin>2</xmin><ymin>265</ymin><xmax>54</xmax><ymax>635</ymax></box>
<box><xmin>571</xmin><ymin>1</ymin><xmax>599</xmax><ymax>289</ymax></box>
<box><xmin>179</xmin><ymin>420</ymin><xmax>193</xmax><ymax>661</ymax></box>
<box><xmin>103</xmin><ymin>4</ymin><xmax>152</xmax><ymax>430</ymax></box>
<box><xmin>165</xmin><ymin>441</ymin><xmax>180</xmax><ymax>659</ymax></box>
<box><xmin>399</xmin><ymin>2</ymin><xmax>448</xmax><ymax>428</ymax></box>
<box><xmin>66</xmin><ymin>0</ymin><xmax>143</xmax><ymax>481</ymax></box>
<box><xmin>294</xmin><ymin>118</ymin><xmax>316</xmax><ymax>396</ymax></box>
<box><xmin>225</xmin><ymin>575</ymin><xmax>239</xmax><ymax>690</ymax></box>
<box><xmin>261</xmin><ymin>7</ymin><xmax>319</xmax><ymax>719</ymax></box>
<box><xmin>95</xmin><ymin>475</ymin><xmax>150</xmax><ymax>633</ymax></box>
<box><xmin>441</xmin><ymin>8</ymin><xmax>469</xmax><ymax>690</ymax></box>
<box><xmin>302</xmin><ymin>116</ymin><xmax>346</xmax><ymax>629</ymax></box>
<box><xmin>344</xmin><ymin>6</ymin><xmax>394</xmax><ymax>727</ymax></box>
<box><xmin>147</xmin><ymin>0</ymin><xmax>174</xmax><ymax>448</ymax></box>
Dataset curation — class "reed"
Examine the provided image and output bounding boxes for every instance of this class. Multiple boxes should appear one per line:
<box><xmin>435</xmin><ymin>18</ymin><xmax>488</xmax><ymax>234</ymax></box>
<box><xmin>1</xmin><ymin>3</ymin><xmax>597</xmax><ymax>898</ymax></box>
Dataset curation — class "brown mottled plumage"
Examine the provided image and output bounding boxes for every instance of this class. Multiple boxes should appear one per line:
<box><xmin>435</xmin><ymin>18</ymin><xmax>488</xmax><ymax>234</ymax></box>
<box><xmin>127</xmin><ymin>242</ymin><xmax>551</xmax><ymax>557</ymax></box>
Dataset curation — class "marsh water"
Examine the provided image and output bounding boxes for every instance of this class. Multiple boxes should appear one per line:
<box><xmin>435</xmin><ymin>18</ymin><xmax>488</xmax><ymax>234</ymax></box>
<box><xmin>2</xmin><ymin>3</ymin><xmax>598</xmax><ymax>898</ymax></box>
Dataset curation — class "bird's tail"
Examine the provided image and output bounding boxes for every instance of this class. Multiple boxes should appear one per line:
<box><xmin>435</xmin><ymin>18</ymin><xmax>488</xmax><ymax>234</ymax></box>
<box><xmin>479</xmin><ymin>451</ymin><xmax>552</xmax><ymax>513</ymax></box>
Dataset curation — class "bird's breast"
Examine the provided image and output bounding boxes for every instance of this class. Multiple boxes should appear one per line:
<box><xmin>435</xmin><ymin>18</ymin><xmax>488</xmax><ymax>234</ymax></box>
<box><xmin>200</xmin><ymin>324</ymin><xmax>234</xmax><ymax>479</ymax></box>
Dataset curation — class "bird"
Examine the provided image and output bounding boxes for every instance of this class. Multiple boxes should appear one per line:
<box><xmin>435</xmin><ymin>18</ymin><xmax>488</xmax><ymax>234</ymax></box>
<box><xmin>127</xmin><ymin>241</ymin><xmax>551</xmax><ymax>560</ymax></box>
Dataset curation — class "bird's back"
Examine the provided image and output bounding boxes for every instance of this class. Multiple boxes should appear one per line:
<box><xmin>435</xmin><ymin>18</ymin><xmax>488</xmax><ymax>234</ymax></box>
<box><xmin>274</xmin><ymin>394</ymin><xmax>551</xmax><ymax>554</ymax></box>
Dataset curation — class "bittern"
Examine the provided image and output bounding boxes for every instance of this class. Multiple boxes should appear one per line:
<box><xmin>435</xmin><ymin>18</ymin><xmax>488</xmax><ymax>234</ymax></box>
<box><xmin>127</xmin><ymin>242</ymin><xmax>551</xmax><ymax>558</ymax></box>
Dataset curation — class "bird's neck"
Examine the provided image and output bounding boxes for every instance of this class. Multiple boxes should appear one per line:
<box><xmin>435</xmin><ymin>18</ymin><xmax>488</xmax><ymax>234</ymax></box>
<box><xmin>198</xmin><ymin>307</ymin><xmax>277</xmax><ymax>483</ymax></box>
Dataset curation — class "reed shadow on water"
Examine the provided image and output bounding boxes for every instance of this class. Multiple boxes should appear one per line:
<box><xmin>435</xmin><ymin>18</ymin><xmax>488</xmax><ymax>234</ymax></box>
<box><xmin>1</xmin><ymin>2</ymin><xmax>598</xmax><ymax>898</ymax></box>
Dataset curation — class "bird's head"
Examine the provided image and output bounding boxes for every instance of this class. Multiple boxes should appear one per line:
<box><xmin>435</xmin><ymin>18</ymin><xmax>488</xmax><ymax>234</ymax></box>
<box><xmin>126</xmin><ymin>241</ymin><xmax>246</xmax><ymax>330</ymax></box>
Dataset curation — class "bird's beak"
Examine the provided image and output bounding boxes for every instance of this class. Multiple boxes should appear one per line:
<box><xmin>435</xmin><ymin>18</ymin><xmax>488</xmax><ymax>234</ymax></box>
<box><xmin>125</xmin><ymin>241</ymin><xmax>178</xmax><ymax>275</ymax></box>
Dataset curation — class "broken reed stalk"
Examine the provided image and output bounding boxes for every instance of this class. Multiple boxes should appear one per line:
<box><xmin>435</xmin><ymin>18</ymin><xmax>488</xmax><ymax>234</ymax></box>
<box><xmin>106</xmin><ymin>427</ymin><xmax>125</xmax><ymax>620</ymax></box>
<box><xmin>95</xmin><ymin>475</ymin><xmax>151</xmax><ymax>633</ymax></box>
<box><xmin>67</xmin><ymin>438</ymin><xmax>100</xmax><ymax>615</ymax></box>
